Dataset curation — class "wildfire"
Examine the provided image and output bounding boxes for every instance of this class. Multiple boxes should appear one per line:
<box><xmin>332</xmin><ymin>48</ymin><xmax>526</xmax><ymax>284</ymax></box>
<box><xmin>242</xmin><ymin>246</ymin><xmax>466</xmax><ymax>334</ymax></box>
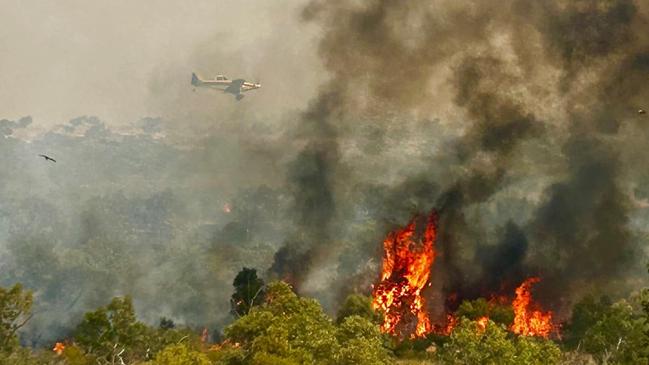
<box><xmin>476</xmin><ymin>316</ymin><xmax>489</xmax><ymax>332</ymax></box>
<box><xmin>441</xmin><ymin>314</ymin><xmax>458</xmax><ymax>335</ymax></box>
<box><xmin>201</xmin><ymin>327</ymin><xmax>209</xmax><ymax>344</ymax></box>
<box><xmin>53</xmin><ymin>342</ymin><xmax>65</xmax><ymax>355</ymax></box>
<box><xmin>208</xmin><ymin>340</ymin><xmax>241</xmax><ymax>352</ymax></box>
<box><xmin>372</xmin><ymin>212</ymin><xmax>437</xmax><ymax>338</ymax></box>
<box><xmin>510</xmin><ymin>277</ymin><xmax>554</xmax><ymax>337</ymax></box>
<box><xmin>370</xmin><ymin>210</ymin><xmax>559</xmax><ymax>340</ymax></box>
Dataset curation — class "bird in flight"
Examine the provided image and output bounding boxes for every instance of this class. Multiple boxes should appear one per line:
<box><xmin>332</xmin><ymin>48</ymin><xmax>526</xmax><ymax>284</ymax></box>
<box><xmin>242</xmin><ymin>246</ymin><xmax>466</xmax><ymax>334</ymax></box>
<box><xmin>38</xmin><ymin>154</ymin><xmax>56</xmax><ymax>163</ymax></box>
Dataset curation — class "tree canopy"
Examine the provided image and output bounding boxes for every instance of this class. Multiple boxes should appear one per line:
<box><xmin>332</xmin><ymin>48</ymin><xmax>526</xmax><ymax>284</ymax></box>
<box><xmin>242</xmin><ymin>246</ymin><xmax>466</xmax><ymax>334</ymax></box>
<box><xmin>223</xmin><ymin>281</ymin><xmax>391</xmax><ymax>365</ymax></box>
<box><xmin>0</xmin><ymin>284</ymin><xmax>33</xmax><ymax>353</ymax></box>
<box><xmin>230</xmin><ymin>268</ymin><xmax>265</xmax><ymax>318</ymax></box>
<box><xmin>439</xmin><ymin>317</ymin><xmax>561</xmax><ymax>365</ymax></box>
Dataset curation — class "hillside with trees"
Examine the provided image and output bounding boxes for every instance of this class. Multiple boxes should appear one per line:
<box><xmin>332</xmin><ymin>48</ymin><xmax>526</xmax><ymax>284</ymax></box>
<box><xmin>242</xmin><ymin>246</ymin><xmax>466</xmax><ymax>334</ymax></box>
<box><xmin>1</xmin><ymin>265</ymin><xmax>647</xmax><ymax>364</ymax></box>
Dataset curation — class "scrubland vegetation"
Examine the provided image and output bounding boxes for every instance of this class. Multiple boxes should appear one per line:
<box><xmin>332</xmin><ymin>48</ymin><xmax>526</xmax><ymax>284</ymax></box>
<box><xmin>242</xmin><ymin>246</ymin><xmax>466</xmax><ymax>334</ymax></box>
<box><xmin>1</xmin><ymin>265</ymin><xmax>648</xmax><ymax>365</ymax></box>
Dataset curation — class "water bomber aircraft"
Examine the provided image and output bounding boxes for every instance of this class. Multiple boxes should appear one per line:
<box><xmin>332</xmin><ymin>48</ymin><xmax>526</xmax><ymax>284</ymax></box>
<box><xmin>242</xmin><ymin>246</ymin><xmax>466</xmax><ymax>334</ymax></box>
<box><xmin>191</xmin><ymin>73</ymin><xmax>261</xmax><ymax>100</ymax></box>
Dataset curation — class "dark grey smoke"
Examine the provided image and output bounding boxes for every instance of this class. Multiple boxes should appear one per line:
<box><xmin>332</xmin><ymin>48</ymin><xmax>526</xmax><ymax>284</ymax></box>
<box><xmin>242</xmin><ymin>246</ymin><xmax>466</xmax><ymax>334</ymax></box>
<box><xmin>288</xmin><ymin>0</ymin><xmax>649</xmax><ymax>316</ymax></box>
<box><xmin>269</xmin><ymin>87</ymin><xmax>343</xmax><ymax>287</ymax></box>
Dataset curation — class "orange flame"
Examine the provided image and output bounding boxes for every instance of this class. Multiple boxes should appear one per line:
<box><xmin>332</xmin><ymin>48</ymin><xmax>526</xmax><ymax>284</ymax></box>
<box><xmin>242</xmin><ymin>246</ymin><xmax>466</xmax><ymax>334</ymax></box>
<box><xmin>208</xmin><ymin>340</ymin><xmax>241</xmax><ymax>352</ymax></box>
<box><xmin>440</xmin><ymin>314</ymin><xmax>458</xmax><ymax>335</ymax></box>
<box><xmin>476</xmin><ymin>316</ymin><xmax>489</xmax><ymax>332</ymax></box>
<box><xmin>201</xmin><ymin>327</ymin><xmax>209</xmax><ymax>343</ymax></box>
<box><xmin>53</xmin><ymin>342</ymin><xmax>65</xmax><ymax>355</ymax></box>
<box><xmin>372</xmin><ymin>212</ymin><xmax>437</xmax><ymax>338</ymax></box>
<box><xmin>510</xmin><ymin>277</ymin><xmax>554</xmax><ymax>337</ymax></box>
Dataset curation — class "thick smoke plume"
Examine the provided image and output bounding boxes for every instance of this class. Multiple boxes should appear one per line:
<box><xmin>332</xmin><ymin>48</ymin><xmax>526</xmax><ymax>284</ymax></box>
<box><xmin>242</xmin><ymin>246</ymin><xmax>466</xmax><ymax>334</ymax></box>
<box><xmin>277</xmin><ymin>0</ymin><xmax>649</xmax><ymax>316</ymax></box>
<box><xmin>269</xmin><ymin>88</ymin><xmax>343</xmax><ymax>286</ymax></box>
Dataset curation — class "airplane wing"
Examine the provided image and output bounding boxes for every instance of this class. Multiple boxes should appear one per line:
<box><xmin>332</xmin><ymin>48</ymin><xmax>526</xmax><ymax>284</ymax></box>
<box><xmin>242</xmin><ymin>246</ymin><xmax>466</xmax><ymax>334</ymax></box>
<box><xmin>224</xmin><ymin>79</ymin><xmax>245</xmax><ymax>95</ymax></box>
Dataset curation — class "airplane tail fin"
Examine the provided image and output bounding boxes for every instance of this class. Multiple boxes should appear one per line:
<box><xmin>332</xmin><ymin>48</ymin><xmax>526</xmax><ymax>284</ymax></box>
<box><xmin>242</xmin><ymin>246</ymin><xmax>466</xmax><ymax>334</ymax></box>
<box><xmin>191</xmin><ymin>72</ymin><xmax>201</xmax><ymax>86</ymax></box>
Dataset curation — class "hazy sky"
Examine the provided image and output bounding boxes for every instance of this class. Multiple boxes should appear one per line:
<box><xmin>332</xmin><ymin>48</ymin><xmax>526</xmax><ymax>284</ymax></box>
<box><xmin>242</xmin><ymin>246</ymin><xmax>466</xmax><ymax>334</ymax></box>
<box><xmin>0</xmin><ymin>0</ymin><xmax>321</xmax><ymax>132</ymax></box>
<box><xmin>0</xmin><ymin>2</ymin><xmax>329</xmax><ymax>340</ymax></box>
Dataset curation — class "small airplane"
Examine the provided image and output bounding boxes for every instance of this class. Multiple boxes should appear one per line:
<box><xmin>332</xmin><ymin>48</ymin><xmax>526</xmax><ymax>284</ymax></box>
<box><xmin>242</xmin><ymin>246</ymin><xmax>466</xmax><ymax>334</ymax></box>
<box><xmin>38</xmin><ymin>154</ymin><xmax>56</xmax><ymax>162</ymax></box>
<box><xmin>191</xmin><ymin>73</ymin><xmax>261</xmax><ymax>100</ymax></box>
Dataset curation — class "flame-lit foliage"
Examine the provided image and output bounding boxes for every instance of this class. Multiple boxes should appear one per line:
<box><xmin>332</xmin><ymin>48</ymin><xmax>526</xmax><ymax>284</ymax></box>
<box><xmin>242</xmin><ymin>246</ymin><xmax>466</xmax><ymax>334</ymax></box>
<box><xmin>372</xmin><ymin>212</ymin><xmax>437</xmax><ymax>338</ymax></box>
<box><xmin>510</xmin><ymin>278</ymin><xmax>555</xmax><ymax>337</ymax></box>
<box><xmin>440</xmin><ymin>314</ymin><xmax>458</xmax><ymax>336</ymax></box>
<box><xmin>455</xmin><ymin>297</ymin><xmax>514</xmax><ymax>327</ymax></box>
<box><xmin>476</xmin><ymin>316</ymin><xmax>489</xmax><ymax>332</ymax></box>
<box><xmin>439</xmin><ymin>317</ymin><xmax>562</xmax><ymax>365</ymax></box>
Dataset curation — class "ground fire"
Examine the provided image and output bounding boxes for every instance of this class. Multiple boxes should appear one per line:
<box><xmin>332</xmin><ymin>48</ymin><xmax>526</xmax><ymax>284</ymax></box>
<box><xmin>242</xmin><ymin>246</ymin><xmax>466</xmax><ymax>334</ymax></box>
<box><xmin>510</xmin><ymin>277</ymin><xmax>555</xmax><ymax>337</ymax></box>
<box><xmin>371</xmin><ymin>211</ymin><xmax>437</xmax><ymax>338</ymax></box>
<box><xmin>53</xmin><ymin>342</ymin><xmax>65</xmax><ymax>355</ymax></box>
<box><xmin>476</xmin><ymin>316</ymin><xmax>489</xmax><ymax>332</ymax></box>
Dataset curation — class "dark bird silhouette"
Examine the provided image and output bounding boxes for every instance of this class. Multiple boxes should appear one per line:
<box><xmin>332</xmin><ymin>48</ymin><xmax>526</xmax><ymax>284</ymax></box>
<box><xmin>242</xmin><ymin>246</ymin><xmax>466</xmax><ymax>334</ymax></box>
<box><xmin>38</xmin><ymin>154</ymin><xmax>56</xmax><ymax>163</ymax></box>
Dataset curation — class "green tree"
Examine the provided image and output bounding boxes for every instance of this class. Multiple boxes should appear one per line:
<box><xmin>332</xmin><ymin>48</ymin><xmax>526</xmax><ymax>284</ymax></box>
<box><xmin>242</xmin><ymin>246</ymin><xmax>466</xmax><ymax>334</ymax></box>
<box><xmin>440</xmin><ymin>317</ymin><xmax>517</xmax><ymax>365</ymax></box>
<box><xmin>514</xmin><ymin>336</ymin><xmax>562</xmax><ymax>365</ymax></box>
<box><xmin>336</xmin><ymin>315</ymin><xmax>391</xmax><ymax>365</ymax></box>
<box><xmin>148</xmin><ymin>325</ymin><xmax>199</xmax><ymax>359</ymax></box>
<box><xmin>455</xmin><ymin>298</ymin><xmax>514</xmax><ymax>327</ymax></box>
<box><xmin>336</xmin><ymin>294</ymin><xmax>380</xmax><ymax>324</ymax></box>
<box><xmin>580</xmin><ymin>300</ymin><xmax>649</xmax><ymax>364</ymax></box>
<box><xmin>230</xmin><ymin>268</ymin><xmax>265</xmax><ymax>317</ymax></box>
<box><xmin>159</xmin><ymin>317</ymin><xmax>175</xmax><ymax>330</ymax></box>
<box><xmin>563</xmin><ymin>294</ymin><xmax>613</xmax><ymax>348</ymax></box>
<box><xmin>225</xmin><ymin>281</ymin><xmax>339</xmax><ymax>364</ymax></box>
<box><xmin>62</xmin><ymin>344</ymin><xmax>94</xmax><ymax>365</ymax></box>
<box><xmin>74</xmin><ymin>296</ymin><xmax>150</xmax><ymax>362</ymax></box>
<box><xmin>151</xmin><ymin>343</ymin><xmax>211</xmax><ymax>365</ymax></box>
<box><xmin>0</xmin><ymin>347</ymin><xmax>63</xmax><ymax>365</ymax></box>
<box><xmin>207</xmin><ymin>342</ymin><xmax>245</xmax><ymax>365</ymax></box>
<box><xmin>439</xmin><ymin>317</ymin><xmax>561</xmax><ymax>365</ymax></box>
<box><xmin>0</xmin><ymin>284</ymin><xmax>33</xmax><ymax>353</ymax></box>
<box><xmin>222</xmin><ymin>281</ymin><xmax>393</xmax><ymax>365</ymax></box>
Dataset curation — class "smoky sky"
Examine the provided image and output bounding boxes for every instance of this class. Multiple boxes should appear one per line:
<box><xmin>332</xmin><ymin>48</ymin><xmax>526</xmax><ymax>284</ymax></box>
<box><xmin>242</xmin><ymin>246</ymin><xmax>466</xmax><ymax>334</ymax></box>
<box><xmin>285</xmin><ymin>0</ymin><xmax>649</xmax><ymax>315</ymax></box>
<box><xmin>2</xmin><ymin>0</ymin><xmax>649</xmax><ymax>345</ymax></box>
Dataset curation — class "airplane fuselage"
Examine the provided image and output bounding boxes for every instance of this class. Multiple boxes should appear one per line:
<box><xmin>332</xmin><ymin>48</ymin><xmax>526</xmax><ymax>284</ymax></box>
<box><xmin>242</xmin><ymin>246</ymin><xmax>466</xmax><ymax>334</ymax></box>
<box><xmin>191</xmin><ymin>73</ymin><xmax>261</xmax><ymax>100</ymax></box>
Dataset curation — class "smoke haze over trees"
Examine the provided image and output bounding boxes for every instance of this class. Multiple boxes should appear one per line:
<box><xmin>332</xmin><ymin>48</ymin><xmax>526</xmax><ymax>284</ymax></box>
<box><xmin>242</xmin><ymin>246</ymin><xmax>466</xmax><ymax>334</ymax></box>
<box><xmin>2</xmin><ymin>0</ymin><xmax>649</xmax><ymax>346</ymax></box>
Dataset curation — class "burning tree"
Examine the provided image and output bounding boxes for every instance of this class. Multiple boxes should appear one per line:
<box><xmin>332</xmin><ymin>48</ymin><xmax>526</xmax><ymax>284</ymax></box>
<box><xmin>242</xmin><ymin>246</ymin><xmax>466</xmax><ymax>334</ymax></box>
<box><xmin>511</xmin><ymin>277</ymin><xmax>555</xmax><ymax>337</ymax></box>
<box><xmin>372</xmin><ymin>211</ymin><xmax>437</xmax><ymax>338</ymax></box>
